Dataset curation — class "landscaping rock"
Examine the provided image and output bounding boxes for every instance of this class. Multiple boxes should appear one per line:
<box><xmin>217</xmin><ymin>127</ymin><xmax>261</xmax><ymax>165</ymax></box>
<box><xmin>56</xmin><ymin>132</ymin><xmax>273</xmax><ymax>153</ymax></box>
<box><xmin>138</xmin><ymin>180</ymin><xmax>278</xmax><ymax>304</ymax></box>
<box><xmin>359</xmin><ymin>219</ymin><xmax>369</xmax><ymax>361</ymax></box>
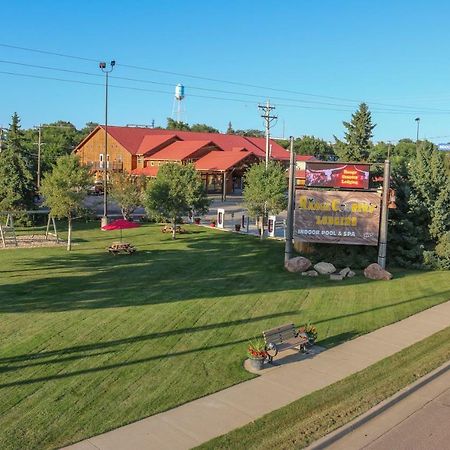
<box><xmin>330</xmin><ymin>273</ymin><xmax>344</xmax><ymax>281</ymax></box>
<box><xmin>301</xmin><ymin>270</ymin><xmax>319</xmax><ymax>277</ymax></box>
<box><xmin>314</xmin><ymin>262</ymin><xmax>336</xmax><ymax>275</ymax></box>
<box><xmin>284</xmin><ymin>256</ymin><xmax>312</xmax><ymax>273</ymax></box>
<box><xmin>347</xmin><ymin>270</ymin><xmax>356</xmax><ymax>278</ymax></box>
<box><xmin>364</xmin><ymin>263</ymin><xmax>393</xmax><ymax>281</ymax></box>
<box><xmin>339</xmin><ymin>267</ymin><xmax>351</xmax><ymax>277</ymax></box>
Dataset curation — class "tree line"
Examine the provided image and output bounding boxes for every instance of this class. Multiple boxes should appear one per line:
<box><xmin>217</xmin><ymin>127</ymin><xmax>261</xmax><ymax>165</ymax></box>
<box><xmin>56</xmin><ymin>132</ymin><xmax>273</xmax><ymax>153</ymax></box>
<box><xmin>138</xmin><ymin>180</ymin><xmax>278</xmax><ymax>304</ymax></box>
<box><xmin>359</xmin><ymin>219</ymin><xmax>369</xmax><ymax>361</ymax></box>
<box><xmin>0</xmin><ymin>108</ymin><xmax>449</xmax><ymax>268</ymax></box>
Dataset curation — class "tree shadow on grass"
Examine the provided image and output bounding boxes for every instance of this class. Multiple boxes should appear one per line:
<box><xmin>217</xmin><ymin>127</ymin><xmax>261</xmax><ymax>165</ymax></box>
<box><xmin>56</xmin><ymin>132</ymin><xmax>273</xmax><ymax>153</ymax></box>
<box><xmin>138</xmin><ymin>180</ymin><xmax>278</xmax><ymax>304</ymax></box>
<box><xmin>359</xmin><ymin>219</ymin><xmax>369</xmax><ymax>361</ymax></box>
<box><xmin>0</xmin><ymin>311</ymin><xmax>297</xmax><ymax>364</ymax></box>
<box><xmin>0</xmin><ymin>336</ymin><xmax>252</xmax><ymax>389</ymax></box>
<box><xmin>1</xmin><ymin>226</ymin><xmax>448</xmax><ymax>314</ymax></box>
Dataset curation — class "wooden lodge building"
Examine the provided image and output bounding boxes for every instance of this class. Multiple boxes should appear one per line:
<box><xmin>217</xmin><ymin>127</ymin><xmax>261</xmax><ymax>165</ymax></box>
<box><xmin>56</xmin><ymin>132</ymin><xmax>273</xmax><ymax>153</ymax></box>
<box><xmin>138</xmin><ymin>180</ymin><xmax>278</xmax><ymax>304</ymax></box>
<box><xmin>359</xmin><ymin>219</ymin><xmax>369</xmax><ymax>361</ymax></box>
<box><xmin>74</xmin><ymin>125</ymin><xmax>315</xmax><ymax>196</ymax></box>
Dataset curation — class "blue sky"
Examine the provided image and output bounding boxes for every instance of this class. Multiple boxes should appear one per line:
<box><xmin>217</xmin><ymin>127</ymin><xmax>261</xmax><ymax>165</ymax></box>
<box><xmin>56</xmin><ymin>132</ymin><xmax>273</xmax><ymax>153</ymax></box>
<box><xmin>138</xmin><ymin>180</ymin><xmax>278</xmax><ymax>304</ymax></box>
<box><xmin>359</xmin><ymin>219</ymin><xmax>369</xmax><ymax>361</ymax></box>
<box><xmin>2</xmin><ymin>0</ymin><xmax>450</xmax><ymax>143</ymax></box>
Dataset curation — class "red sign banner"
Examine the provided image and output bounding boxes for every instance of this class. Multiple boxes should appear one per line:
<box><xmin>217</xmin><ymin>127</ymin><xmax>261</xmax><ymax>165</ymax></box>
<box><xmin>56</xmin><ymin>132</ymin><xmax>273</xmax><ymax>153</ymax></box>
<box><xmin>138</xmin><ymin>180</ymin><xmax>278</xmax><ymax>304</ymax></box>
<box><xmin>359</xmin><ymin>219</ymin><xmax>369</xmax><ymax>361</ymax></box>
<box><xmin>305</xmin><ymin>162</ymin><xmax>370</xmax><ymax>189</ymax></box>
<box><xmin>295</xmin><ymin>190</ymin><xmax>381</xmax><ymax>246</ymax></box>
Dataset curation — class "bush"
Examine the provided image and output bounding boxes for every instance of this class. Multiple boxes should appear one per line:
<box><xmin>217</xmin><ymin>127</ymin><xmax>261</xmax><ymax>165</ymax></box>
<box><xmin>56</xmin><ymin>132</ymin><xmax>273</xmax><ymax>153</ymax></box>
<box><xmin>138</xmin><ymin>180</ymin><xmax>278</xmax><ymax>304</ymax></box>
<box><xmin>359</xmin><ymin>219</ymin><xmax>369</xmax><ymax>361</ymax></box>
<box><xmin>304</xmin><ymin>243</ymin><xmax>377</xmax><ymax>269</ymax></box>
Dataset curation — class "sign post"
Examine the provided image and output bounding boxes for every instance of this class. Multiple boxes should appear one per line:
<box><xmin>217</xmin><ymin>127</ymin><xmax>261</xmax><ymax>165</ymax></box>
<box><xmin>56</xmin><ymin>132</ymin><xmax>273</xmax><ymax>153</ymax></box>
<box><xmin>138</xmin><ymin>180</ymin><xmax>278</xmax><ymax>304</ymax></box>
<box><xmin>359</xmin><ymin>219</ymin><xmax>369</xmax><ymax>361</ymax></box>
<box><xmin>377</xmin><ymin>160</ymin><xmax>391</xmax><ymax>268</ymax></box>
<box><xmin>285</xmin><ymin>137</ymin><xmax>295</xmax><ymax>262</ymax></box>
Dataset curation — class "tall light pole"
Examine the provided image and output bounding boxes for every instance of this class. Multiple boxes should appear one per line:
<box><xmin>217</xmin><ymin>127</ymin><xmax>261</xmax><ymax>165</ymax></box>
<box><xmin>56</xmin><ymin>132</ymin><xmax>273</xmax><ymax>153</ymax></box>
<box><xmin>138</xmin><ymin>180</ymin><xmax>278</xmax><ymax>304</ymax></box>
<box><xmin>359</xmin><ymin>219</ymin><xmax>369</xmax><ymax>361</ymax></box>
<box><xmin>99</xmin><ymin>60</ymin><xmax>115</xmax><ymax>227</ymax></box>
<box><xmin>415</xmin><ymin>117</ymin><xmax>420</xmax><ymax>142</ymax></box>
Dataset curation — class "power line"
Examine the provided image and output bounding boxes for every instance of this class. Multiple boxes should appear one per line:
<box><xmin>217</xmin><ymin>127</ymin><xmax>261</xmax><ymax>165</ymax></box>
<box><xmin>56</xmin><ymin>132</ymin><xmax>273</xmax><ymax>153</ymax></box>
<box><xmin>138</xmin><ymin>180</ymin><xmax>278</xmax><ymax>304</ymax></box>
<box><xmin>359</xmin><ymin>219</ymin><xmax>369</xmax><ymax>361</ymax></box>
<box><xmin>1</xmin><ymin>42</ymin><xmax>448</xmax><ymax>113</ymax></box>
<box><xmin>3</xmin><ymin>58</ymin><xmax>449</xmax><ymax>112</ymax></box>
<box><xmin>1</xmin><ymin>69</ymin><xmax>449</xmax><ymax>116</ymax></box>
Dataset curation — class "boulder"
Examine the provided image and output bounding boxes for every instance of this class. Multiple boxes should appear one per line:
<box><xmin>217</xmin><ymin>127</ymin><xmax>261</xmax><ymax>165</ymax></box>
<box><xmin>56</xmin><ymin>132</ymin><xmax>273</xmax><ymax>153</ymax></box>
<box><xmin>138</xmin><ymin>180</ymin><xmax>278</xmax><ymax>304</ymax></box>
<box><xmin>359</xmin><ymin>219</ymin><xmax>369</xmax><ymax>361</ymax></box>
<box><xmin>347</xmin><ymin>270</ymin><xmax>356</xmax><ymax>278</ymax></box>
<box><xmin>339</xmin><ymin>267</ymin><xmax>351</xmax><ymax>277</ymax></box>
<box><xmin>330</xmin><ymin>273</ymin><xmax>344</xmax><ymax>281</ymax></box>
<box><xmin>314</xmin><ymin>262</ymin><xmax>336</xmax><ymax>275</ymax></box>
<box><xmin>364</xmin><ymin>263</ymin><xmax>393</xmax><ymax>281</ymax></box>
<box><xmin>284</xmin><ymin>256</ymin><xmax>312</xmax><ymax>273</ymax></box>
<box><xmin>301</xmin><ymin>270</ymin><xmax>319</xmax><ymax>277</ymax></box>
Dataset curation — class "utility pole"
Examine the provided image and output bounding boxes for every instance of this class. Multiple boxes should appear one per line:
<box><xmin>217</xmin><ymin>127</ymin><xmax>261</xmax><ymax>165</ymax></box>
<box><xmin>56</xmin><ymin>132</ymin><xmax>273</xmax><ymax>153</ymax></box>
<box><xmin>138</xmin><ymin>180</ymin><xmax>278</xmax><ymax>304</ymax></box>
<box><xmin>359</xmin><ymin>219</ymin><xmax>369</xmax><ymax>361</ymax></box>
<box><xmin>284</xmin><ymin>136</ymin><xmax>295</xmax><ymax>263</ymax></box>
<box><xmin>37</xmin><ymin>125</ymin><xmax>42</xmax><ymax>189</ymax></box>
<box><xmin>415</xmin><ymin>117</ymin><xmax>420</xmax><ymax>142</ymax></box>
<box><xmin>33</xmin><ymin>125</ymin><xmax>45</xmax><ymax>190</ymax></box>
<box><xmin>258</xmin><ymin>100</ymin><xmax>277</xmax><ymax>168</ymax></box>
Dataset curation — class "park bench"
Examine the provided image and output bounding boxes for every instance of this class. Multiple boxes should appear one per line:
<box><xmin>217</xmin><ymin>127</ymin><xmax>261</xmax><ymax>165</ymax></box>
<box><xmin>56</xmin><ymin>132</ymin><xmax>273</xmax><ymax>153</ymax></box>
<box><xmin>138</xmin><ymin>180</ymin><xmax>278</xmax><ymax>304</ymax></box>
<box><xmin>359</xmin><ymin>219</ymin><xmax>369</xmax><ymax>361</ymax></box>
<box><xmin>263</xmin><ymin>323</ymin><xmax>309</xmax><ymax>363</ymax></box>
<box><xmin>107</xmin><ymin>242</ymin><xmax>136</xmax><ymax>255</ymax></box>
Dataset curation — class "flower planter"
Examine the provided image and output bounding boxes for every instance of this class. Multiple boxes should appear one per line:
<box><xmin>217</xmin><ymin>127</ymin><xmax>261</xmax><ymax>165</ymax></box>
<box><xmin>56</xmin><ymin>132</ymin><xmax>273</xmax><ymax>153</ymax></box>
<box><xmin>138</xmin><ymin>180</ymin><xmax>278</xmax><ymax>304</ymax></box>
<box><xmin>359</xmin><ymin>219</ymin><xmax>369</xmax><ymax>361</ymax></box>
<box><xmin>194</xmin><ymin>218</ymin><xmax>201</xmax><ymax>225</ymax></box>
<box><xmin>249</xmin><ymin>357</ymin><xmax>265</xmax><ymax>371</ymax></box>
<box><xmin>210</xmin><ymin>222</ymin><xmax>216</xmax><ymax>227</ymax></box>
<box><xmin>234</xmin><ymin>224</ymin><xmax>241</xmax><ymax>232</ymax></box>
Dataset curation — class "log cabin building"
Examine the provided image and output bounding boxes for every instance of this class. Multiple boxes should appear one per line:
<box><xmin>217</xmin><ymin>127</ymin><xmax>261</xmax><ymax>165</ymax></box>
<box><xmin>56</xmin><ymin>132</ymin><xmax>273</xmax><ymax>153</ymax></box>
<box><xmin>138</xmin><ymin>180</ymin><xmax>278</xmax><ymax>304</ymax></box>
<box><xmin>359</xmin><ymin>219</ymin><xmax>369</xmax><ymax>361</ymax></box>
<box><xmin>74</xmin><ymin>125</ymin><xmax>315</xmax><ymax>196</ymax></box>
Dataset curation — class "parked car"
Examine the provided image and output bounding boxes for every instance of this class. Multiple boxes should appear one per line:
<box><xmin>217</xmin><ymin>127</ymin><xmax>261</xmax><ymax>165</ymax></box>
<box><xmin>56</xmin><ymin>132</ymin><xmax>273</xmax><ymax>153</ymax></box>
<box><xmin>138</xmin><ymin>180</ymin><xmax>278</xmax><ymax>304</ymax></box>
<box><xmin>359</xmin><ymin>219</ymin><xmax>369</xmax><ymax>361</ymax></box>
<box><xmin>88</xmin><ymin>181</ymin><xmax>104</xmax><ymax>196</ymax></box>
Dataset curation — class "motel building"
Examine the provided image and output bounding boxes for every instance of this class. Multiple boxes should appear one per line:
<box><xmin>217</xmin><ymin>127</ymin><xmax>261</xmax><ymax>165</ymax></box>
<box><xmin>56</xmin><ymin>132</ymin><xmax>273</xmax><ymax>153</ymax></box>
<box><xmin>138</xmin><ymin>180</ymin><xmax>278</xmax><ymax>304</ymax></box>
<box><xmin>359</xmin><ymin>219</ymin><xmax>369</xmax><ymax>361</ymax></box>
<box><xmin>74</xmin><ymin>125</ymin><xmax>315</xmax><ymax>197</ymax></box>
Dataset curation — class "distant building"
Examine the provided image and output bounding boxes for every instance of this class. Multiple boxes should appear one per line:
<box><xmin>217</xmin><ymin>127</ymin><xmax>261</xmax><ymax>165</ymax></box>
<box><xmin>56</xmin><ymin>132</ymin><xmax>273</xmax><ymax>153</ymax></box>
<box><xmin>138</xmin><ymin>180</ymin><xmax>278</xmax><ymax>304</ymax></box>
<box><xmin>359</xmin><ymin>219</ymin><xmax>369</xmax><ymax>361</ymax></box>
<box><xmin>74</xmin><ymin>125</ymin><xmax>315</xmax><ymax>195</ymax></box>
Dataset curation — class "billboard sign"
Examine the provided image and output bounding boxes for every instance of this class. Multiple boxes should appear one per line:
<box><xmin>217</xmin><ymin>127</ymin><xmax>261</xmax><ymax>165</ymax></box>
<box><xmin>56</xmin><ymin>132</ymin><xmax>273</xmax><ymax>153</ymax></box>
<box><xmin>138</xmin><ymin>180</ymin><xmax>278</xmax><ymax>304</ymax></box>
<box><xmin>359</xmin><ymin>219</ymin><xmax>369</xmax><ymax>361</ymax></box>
<box><xmin>295</xmin><ymin>190</ymin><xmax>381</xmax><ymax>246</ymax></box>
<box><xmin>305</xmin><ymin>162</ymin><xmax>370</xmax><ymax>189</ymax></box>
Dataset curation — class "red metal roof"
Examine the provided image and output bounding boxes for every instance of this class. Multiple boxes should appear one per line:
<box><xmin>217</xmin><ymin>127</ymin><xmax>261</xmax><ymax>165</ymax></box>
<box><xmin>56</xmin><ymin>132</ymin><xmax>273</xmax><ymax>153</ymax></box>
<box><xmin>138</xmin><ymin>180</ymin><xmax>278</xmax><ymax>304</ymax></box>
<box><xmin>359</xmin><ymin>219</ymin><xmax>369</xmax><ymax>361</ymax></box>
<box><xmin>195</xmin><ymin>151</ymin><xmax>259</xmax><ymax>171</ymax></box>
<box><xmin>147</xmin><ymin>140</ymin><xmax>219</xmax><ymax>161</ymax></box>
<box><xmin>296</xmin><ymin>155</ymin><xmax>317</xmax><ymax>161</ymax></box>
<box><xmin>130</xmin><ymin>166</ymin><xmax>159</xmax><ymax>177</ymax></box>
<box><xmin>76</xmin><ymin>126</ymin><xmax>315</xmax><ymax>162</ymax></box>
<box><xmin>137</xmin><ymin>134</ymin><xmax>180</xmax><ymax>155</ymax></box>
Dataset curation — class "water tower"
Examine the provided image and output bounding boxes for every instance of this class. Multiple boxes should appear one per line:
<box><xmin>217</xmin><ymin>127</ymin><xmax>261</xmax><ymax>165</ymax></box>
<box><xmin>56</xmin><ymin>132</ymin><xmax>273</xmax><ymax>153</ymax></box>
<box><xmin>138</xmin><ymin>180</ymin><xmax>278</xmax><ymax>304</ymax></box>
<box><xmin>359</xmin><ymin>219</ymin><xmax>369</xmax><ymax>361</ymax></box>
<box><xmin>172</xmin><ymin>83</ymin><xmax>186</xmax><ymax>122</ymax></box>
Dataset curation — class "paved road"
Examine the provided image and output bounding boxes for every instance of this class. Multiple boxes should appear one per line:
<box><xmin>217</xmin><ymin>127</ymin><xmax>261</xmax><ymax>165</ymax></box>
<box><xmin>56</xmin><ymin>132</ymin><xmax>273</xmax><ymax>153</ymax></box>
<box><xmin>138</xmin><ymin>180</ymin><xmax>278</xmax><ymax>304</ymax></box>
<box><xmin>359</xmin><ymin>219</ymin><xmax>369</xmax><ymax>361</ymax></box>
<box><xmin>309</xmin><ymin>362</ymin><xmax>450</xmax><ymax>450</ymax></box>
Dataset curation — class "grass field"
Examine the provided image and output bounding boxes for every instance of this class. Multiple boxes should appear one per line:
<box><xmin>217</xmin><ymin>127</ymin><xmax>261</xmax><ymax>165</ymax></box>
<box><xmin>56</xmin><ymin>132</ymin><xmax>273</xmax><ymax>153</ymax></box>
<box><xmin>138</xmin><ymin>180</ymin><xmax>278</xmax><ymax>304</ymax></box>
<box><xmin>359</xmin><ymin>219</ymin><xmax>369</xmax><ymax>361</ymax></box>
<box><xmin>0</xmin><ymin>222</ymin><xmax>449</xmax><ymax>449</ymax></box>
<box><xmin>199</xmin><ymin>326</ymin><xmax>450</xmax><ymax>450</ymax></box>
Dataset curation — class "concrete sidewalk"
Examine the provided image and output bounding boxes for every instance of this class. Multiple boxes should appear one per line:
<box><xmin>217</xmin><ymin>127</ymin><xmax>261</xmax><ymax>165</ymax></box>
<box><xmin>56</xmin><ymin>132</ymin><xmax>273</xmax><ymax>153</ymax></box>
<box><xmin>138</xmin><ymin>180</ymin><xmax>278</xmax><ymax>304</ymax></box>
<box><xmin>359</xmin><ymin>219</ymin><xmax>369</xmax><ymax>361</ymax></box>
<box><xmin>64</xmin><ymin>300</ymin><xmax>450</xmax><ymax>450</ymax></box>
<box><xmin>308</xmin><ymin>361</ymin><xmax>450</xmax><ymax>450</ymax></box>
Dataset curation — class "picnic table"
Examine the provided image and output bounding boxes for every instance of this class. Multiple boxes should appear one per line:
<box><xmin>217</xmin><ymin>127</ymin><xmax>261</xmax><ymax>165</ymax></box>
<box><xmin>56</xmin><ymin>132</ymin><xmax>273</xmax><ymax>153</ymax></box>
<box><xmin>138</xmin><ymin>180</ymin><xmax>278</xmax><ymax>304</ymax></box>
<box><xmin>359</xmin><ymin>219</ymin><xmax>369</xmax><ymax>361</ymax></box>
<box><xmin>107</xmin><ymin>242</ymin><xmax>136</xmax><ymax>255</ymax></box>
<box><xmin>160</xmin><ymin>225</ymin><xmax>187</xmax><ymax>234</ymax></box>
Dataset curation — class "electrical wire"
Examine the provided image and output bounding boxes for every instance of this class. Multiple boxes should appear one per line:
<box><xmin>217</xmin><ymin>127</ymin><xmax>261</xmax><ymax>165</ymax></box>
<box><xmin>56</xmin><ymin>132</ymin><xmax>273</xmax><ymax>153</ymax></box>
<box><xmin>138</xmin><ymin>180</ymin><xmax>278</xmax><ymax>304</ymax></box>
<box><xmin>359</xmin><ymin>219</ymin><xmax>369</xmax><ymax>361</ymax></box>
<box><xmin>1</xmin><ymin>43</ymin><xmax>447</xmax><ymax>113</ymax></box>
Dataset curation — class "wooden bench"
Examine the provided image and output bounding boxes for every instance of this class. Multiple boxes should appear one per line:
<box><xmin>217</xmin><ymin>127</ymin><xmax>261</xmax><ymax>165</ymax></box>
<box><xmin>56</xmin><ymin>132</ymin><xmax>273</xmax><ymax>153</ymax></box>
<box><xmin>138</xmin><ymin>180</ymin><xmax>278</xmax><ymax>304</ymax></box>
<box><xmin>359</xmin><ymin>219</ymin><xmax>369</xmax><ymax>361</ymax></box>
<box><xmin>107</xmin><ymin>242</ymin><xmax>136</xmax><ymax>255</ymax></box>
<box><xmin>262</xmin><ymin>323</ymin><xmax>309</xmax><ymax>363</ymax></box>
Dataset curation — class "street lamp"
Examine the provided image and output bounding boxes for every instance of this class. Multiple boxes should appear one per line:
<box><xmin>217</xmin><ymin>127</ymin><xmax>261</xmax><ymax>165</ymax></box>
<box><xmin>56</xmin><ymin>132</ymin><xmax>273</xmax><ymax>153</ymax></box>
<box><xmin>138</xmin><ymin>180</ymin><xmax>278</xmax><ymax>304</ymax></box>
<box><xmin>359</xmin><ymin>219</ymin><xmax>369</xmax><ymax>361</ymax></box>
<box><xmin>99</xmin><ymin>60</ymin><xmax>115</xmax><ymax>227</ymax></box>
<box><xmin>415</xmin><ymin>117</ymin><xmax>420</xmax><ymax>142</ymax></box>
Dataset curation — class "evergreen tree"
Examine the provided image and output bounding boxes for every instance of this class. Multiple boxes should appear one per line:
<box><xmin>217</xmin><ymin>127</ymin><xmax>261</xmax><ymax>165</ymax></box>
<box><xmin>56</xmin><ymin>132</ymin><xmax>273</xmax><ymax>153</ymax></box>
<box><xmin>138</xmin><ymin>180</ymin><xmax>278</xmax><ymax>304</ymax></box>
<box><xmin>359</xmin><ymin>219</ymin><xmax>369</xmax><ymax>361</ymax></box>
<box><xmin>0</xmin><ymin>113</ymin><xmax>35</xmax><ymax>211</ymax></box>
<box><xmin>226</xmin><ymin>121</ymin><xmax>234</xmax><ymax>134</ymax></box>
<box><xmin>334</xmin><ymin>103</ymin><xmax>376</xmax><ymax>161</ymax></box>
<box><xmin>409</xmin><ymin>142</ymin><xmax>450</xmax><ymax>240</ymax></box>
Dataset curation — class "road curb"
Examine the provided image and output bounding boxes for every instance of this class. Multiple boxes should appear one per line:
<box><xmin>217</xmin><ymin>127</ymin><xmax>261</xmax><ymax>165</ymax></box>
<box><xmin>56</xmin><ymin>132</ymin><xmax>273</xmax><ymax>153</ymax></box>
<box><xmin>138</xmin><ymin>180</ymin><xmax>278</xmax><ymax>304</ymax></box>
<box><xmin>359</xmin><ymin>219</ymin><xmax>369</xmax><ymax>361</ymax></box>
<box><xmin>307</xmin><ymin>359</ymin><xmax>450</xmax><ymax>449</ymax></box>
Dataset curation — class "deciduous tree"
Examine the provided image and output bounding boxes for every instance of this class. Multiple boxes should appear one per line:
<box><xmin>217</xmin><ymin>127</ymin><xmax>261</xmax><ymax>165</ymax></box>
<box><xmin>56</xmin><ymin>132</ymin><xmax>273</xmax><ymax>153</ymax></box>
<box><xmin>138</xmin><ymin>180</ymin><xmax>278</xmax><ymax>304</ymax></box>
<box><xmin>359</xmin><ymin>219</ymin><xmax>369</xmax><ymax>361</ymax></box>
<box><xmin>110</xmin><ymin>172</ymin><xmax>146</xmax><ymax>219</ymax></box>
<box><xmin>243</xmin><ymin>161</ymin><xmax>287</xmax><ymax>239</ymax></box>
<box><xmin>40</xmin><ymin>155</ymin><xmax>90</xmax><ymax>250</ymax></box>
<box><xmin>144</xmin><ymin>163</ymin><xmax>210</xmax><ymax>239</ymax></box>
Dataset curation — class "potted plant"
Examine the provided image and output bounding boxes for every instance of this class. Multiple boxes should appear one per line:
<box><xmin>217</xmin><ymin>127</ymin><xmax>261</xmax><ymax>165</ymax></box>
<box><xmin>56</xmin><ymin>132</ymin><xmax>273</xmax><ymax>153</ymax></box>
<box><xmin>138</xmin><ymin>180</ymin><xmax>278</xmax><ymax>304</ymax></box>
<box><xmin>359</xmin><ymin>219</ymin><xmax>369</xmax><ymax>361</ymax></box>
<box><xmin>234</xmin><ymin>224</ymin><xmax>241</xmax><ymax>232</ymax></box>
<box><xmin>247</xmin><ymin>339</ymin><xmax>268</xmax><ymax>370</ymax></box>
<box><xmin>299</xmin><ymin>322</ymin><xmax>318</xmax><ymax>346</ymax></box>
<box><xmin>194</xmin><ymin>217</ymin><xmax>201</xmax><ymax>225</ymax></box>
<box><xmin>210</xmin><ymin>220</ymin><xmax>216</xmax><ymax>228</ymax></box>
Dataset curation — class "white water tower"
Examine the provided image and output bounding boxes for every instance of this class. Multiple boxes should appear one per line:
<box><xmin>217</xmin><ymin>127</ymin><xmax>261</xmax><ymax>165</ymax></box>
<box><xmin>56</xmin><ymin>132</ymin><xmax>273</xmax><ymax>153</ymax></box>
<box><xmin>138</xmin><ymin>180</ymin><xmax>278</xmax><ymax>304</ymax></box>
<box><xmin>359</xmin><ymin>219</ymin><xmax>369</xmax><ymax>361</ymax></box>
<box><xmin>172</xmin><ymin>83</ymin><xmax>186</xmax><ymax>122</ymax></box>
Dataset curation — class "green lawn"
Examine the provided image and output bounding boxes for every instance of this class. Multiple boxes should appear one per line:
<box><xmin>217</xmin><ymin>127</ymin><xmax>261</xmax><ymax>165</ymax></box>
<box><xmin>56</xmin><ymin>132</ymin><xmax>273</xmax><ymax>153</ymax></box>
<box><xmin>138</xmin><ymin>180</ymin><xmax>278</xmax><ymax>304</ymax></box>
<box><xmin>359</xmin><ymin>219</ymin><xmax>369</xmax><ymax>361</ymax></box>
<box><xmin>199</xmin><ymin>326</ymin><xmax>450</xmax><ymax>450</ymax></box>
<box><xmin>0</xmin><ymin>222</ymin><xmax>449</xmax><ymax>450</ymax></box>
